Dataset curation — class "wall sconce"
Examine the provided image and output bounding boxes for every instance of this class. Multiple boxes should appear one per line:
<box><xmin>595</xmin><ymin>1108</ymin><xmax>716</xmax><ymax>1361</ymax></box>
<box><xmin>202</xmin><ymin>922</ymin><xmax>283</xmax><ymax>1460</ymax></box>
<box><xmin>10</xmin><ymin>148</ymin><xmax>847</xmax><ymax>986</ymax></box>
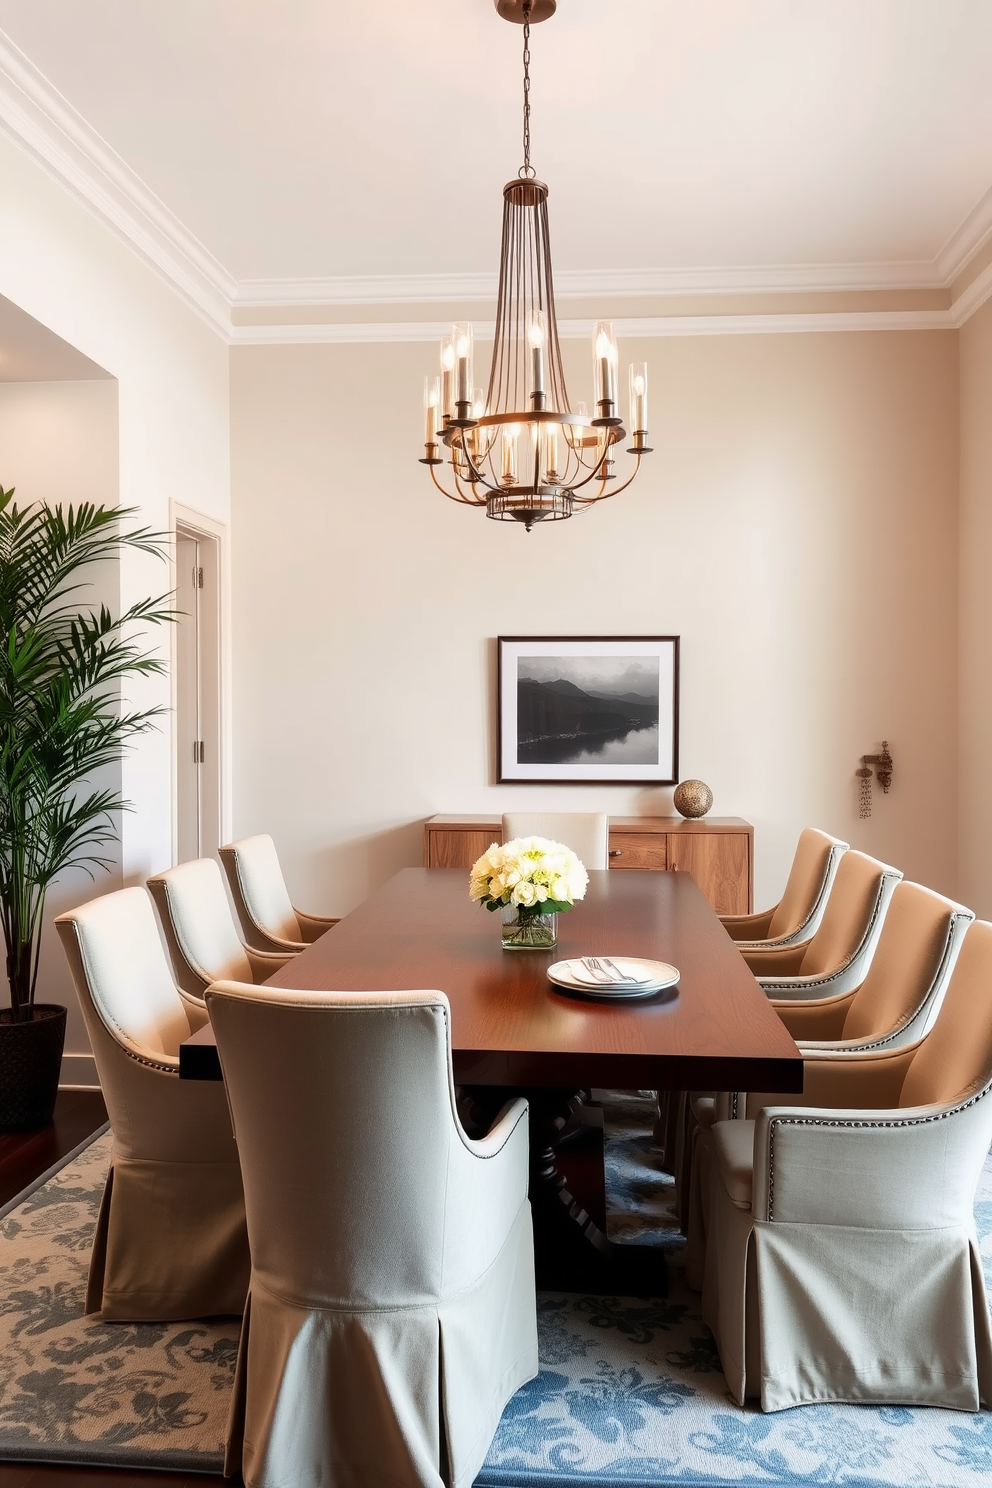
<box><xmin>856</xmin><ymin>741</ymin><xmax>893</xmax><ymax>820</ymax></box>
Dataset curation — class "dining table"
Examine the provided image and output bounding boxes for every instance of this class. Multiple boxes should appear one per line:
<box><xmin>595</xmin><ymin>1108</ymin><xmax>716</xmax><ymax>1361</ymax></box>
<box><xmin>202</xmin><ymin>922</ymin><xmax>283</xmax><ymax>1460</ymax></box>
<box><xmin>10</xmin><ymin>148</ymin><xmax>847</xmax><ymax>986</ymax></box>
<box><xmin>181</xmin><ymin>866</ymin><xmax>802</xmax><ymax>1292</ymax></box>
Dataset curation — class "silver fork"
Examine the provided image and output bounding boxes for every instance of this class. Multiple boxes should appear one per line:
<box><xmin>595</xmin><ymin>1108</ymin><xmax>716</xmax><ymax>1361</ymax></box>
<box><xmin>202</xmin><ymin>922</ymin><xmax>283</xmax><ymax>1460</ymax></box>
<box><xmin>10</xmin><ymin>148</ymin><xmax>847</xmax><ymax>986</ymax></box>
<box><xmin>593</xmin><ymin>955</ymin><xmax>652</xmax><ymax>985</ymax></box>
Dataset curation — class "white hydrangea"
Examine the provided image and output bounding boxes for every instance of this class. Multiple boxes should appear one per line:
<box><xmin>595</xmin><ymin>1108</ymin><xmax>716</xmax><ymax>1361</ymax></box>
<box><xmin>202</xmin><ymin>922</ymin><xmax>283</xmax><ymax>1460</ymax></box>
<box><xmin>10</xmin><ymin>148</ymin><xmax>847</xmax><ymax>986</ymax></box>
<box><xmin>468</xmin><ymin>836</ymin><xmax>589</xmax><ymax>911</ymax></box>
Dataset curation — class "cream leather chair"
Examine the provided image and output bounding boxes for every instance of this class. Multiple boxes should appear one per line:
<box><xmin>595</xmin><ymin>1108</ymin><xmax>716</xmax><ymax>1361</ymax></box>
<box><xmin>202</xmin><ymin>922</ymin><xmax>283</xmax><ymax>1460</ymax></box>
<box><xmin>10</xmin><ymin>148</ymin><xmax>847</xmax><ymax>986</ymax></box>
<box><xmin>204</xmin><ymin>981</ymin><xmax>538</xmax><ymax>1488</ymax></box>
<box><xmin>741</xmin><ymin>849</ymin><xmax>902</xmax><ymax>1000</ymax></box>
<box><xmin>682</xmin><ymin>880</ymin><xmax>974</xmax><ymax>1284</ymax></box>
<box><xmin>501</xmin><ymin>811</ymin><xmax>609</xmax><ymax>870</ymax></box>
<box><xmin>720</xmin><ymin>828</ymin><xmax>848</xmax><ymax>950</ymax></box>
<box><xmin>218</xmin><ymin>833</ymin><xmax>338</xmax><ymax>952</ymax></box>
<box><xmin>701</xmin><ymin>918</ymin><xmax>992</xmax><ymax>1411</ymax></box>
<box><xmin>147</xmin><ymin>858</ymin><xmax>291</xmax><ymax>1000</ymax></box>
<box><xmin>55</xmin><ymin>888</ymin><xmax>249</xmax><ymax>1321</ymax></box>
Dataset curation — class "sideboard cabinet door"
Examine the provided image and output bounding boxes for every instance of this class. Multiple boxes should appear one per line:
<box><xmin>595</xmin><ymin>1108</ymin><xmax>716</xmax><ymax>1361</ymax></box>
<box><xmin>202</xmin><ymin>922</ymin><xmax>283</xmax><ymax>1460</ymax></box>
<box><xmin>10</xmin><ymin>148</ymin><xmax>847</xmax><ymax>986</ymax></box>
<box><xmin>667</xmin><ymin>833</ymin><xmax>750</xmax><ymax>916</ymax></box>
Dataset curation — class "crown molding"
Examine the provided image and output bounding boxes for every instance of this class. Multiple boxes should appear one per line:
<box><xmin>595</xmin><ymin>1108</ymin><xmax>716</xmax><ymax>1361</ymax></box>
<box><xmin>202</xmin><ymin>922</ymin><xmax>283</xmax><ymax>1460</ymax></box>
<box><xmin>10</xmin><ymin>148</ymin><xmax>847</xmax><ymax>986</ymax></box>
<box><xmin>230</xmin><ymin>308</ymin><xmax>955</xmax><ymax>347</ymax></box>
<box><xmin>0</xmin><ymin>28</ymin><xmax>236</xmax><ymax>335</ymax></box>
<box><xmin>949</xmin><ymin>259</ymin><xmax>992</xmax><ymax>327</ymax></box>
<box><xmin>936</xmin><ymin>183</ymin><xmax>992</xmax><ymax>284</ymax></box>
<box><xmin>233</xmin><ymin>260</ymin><xmax>945</xmax><ymax>310</ymax></box>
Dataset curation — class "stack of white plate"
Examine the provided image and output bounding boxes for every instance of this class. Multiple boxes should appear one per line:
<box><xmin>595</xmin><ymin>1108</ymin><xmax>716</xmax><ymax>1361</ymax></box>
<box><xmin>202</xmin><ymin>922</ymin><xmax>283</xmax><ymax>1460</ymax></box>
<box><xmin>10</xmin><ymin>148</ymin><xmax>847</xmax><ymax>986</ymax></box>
<box><xmin>547</xmin><ymin>956</ymin><xmax>680</xmax><ymax>1000</ymax></box>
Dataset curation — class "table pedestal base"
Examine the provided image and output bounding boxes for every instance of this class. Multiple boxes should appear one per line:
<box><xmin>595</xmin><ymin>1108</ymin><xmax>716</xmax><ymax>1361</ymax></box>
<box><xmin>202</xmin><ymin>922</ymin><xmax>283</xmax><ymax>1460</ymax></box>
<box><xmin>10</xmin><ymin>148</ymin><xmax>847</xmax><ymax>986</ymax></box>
<box><xmin>526</xmin><ymin>1091</ymin><xmax>667</xmax><ymax>1297</ymax></box>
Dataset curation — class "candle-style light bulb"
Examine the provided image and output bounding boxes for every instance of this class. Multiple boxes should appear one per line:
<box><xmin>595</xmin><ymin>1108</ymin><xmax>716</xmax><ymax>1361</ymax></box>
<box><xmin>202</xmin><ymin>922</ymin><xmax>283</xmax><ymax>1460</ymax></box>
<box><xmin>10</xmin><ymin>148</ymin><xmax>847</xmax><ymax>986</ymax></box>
<box><xmin>502</xmin><ymin>424</ymin><xmax>519</xmax><ymax>484</ymax></box>
<box><xmin>453</xmin><ymin>322</ymin><xmax>472</xmax><ymax>407</ymax></box>
<box><xmin>628</xmin><ymin>362</ymin><xmax>648</xmax><ymax>433</ymax></box>
<box><xmin>424</xmin><ymin>375</ymin><xmax>440</xmax><ymax>443</ymax></box>
<box><xmin>528</xmin><ymin>313</ymin><xmax>546</xmax><ymax>404</ymax></box>
<box><xmin>593</xmin><ymin>321</ymin><xmax>617</xmax><ymax>410</ymax></box>
<box><xmin>545</xmin><ymin>423</ymin><xmax>560</xmax><ymax>481</ymax></box>
<box><xmin>440</xmin><ymin>337</ymin><xmax>455</xmax><ymax>421</ymax></box>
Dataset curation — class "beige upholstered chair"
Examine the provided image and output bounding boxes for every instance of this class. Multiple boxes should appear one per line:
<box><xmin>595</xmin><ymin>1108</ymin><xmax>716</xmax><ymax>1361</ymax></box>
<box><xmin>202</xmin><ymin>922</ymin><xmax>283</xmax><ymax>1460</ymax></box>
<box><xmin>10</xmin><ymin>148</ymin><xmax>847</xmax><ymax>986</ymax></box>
<box><xmin>218</xmin><ymin>833</ymin><xmax>338</xmax><ymax>952</ymax></box>
<box><xmin>700</xmin><ymin>918</ymin><xmax>992</xmax><ymax>1411</ymax></box>
<box><xmin>54</xmin><ymin>888</ymin><xmax>249</xmax><ymax>1321</ymax></box>
<box><xmin>147</xmin><ymin>858</ymin><xmax>291</xmax><ymax>1000</ymax></box>
<box><xmin>501</xmin><ymin>811</ymin><xmax>609</xmax><ymax>870</ymax></box>
<box><xmin>682</xmin><ymin>880</ymin><xmax>974</xmax><ymax>1283</ymax></box>
<box><xmin>741</xmin><ymin>849</ymin><xmax>902</xmax><ymax>1000</ymax></box>
<box><xmin>720</xmin><ymin>827</ymin><xmax>848</xmax><ymax>950</ymax></box>
<box><xmin>204</xmin><ymin>980</ymin><xmax>538</xmax><ymax>1488</ymax></box>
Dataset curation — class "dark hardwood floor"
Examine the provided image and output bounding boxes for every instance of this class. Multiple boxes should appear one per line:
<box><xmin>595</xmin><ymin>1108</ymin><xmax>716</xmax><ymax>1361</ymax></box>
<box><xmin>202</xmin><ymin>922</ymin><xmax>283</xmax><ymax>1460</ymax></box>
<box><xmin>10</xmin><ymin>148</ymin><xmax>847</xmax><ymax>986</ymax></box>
<box><xmin>0</xmin><ymin>1091</ymin><xmax>227</xmax><ymax>1487</ymax></box>
<box><xmin>0</xmin><ymin>1470</ymin><xmax>218</xmax><ymax>1488</ymax></box>
<box><xmin>0</xmin><ymin>1089</ymin><xmax>108</xmax><ymax>1209</ymax></box>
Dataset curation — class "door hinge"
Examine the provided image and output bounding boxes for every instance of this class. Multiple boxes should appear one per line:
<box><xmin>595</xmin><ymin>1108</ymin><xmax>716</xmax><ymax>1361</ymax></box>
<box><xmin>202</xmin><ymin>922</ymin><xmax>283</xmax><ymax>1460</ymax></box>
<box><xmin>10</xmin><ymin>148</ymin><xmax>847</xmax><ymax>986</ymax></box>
<box><xmin>195</xmin><ymin>566</ymin><xmax>204</xmax><ymax>589</ymax></box>
<box><xmin>193</xmin><ymin>740</ymin><xmax>205</xmax><ymax>764</ymax></box>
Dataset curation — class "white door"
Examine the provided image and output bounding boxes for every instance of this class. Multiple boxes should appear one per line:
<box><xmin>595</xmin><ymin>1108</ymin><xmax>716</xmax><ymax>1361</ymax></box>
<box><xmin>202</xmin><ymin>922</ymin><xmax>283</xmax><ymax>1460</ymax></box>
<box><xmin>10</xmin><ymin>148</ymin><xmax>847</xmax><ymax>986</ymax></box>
<box><xmin>175</xmin><ymin>531</ymin><xmax>202</xmax><ymax>861</ymax></box>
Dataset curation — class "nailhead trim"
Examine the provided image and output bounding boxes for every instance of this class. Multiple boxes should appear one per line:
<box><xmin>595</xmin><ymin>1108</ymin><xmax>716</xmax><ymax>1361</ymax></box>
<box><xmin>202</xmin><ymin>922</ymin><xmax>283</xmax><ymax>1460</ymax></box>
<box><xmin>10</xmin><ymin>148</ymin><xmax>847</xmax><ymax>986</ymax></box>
<box><xmin>765</xmin><ymin>1080</ymin><xmax>991</xmax><ymax>1219</ymax></box>
<box><xmin>760</xmin><ymin>875</ymin><xmax>896</xmax><ymax>997</ymax></box>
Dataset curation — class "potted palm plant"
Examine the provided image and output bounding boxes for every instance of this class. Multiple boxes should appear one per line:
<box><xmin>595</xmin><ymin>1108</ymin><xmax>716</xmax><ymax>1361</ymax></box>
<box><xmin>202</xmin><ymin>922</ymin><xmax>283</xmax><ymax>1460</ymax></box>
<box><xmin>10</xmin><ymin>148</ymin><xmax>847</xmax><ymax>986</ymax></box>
<box><xmin>0</xmin><ymin>486</ymin><xmax>173</xmax><ymax>1130</ymax></box>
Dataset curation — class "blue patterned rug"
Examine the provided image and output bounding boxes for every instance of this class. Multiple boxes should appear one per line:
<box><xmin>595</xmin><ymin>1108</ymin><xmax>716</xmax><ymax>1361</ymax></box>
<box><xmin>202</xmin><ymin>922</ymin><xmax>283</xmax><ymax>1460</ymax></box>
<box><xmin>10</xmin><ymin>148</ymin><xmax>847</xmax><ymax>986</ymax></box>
<box><xmin>0</xmin><ymin>1095</ymin><xmax>989</xmax><ymax>1483</ymax></box>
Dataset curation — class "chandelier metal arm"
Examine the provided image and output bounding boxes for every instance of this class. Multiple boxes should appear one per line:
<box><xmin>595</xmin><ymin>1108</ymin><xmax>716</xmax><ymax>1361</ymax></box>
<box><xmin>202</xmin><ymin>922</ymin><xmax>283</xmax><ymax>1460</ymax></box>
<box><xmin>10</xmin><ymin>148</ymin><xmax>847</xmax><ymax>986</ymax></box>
<box><xmin>429</xmin><ymin>461</ymin><xmax>484</xmax><ymax>506</ymax></box>
<box><xmin>574</xmin><ymin>454</ymin><xmax>646</xmax><ymax>505</ymax></box>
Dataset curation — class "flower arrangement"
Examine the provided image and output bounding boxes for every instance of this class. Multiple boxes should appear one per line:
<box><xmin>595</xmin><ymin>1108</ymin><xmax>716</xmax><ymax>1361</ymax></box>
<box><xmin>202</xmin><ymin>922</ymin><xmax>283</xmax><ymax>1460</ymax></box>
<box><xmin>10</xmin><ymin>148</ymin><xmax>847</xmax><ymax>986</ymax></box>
<box><xmin>470</xmin><ymin>837</ymin><xmax>588</xmax><ymax>947</ymax></box>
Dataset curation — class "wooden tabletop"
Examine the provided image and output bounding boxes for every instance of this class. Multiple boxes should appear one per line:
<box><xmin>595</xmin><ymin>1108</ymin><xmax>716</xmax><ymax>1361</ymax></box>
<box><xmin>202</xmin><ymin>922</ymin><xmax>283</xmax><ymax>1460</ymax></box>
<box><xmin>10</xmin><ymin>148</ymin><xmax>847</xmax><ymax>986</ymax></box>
<box><xmin>182</xmin><ymin>867</ymin><xmax>801</xmax><ymax>1092</ymax></box>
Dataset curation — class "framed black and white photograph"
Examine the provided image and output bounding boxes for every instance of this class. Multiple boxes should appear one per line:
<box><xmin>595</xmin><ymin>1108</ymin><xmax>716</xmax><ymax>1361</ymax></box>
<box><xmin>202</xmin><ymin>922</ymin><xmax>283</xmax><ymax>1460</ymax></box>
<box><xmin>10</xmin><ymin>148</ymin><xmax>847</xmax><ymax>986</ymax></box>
<box><xmin>497</xmin><ymin>636</ymin><xmax>680</xmax><ymax>784</ymax></box>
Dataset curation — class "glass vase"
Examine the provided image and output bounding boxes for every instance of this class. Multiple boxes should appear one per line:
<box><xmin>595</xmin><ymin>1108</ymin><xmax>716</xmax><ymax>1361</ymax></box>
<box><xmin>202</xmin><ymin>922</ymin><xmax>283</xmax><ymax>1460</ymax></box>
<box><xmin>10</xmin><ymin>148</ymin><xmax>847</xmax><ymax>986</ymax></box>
<box><xmin>501</xmin><ymin>904</ymin><xmax>558</xmax><ymax>951</ymax></box>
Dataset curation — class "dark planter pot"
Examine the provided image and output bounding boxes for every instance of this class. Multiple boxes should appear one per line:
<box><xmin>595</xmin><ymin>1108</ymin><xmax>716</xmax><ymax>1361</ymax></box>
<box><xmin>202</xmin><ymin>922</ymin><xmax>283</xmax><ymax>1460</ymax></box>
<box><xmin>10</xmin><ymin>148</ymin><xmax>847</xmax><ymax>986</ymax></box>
<box><xmin>0</xmin><ymin>1004</ymin><xmax>67</xmax><ymax>1132</ymax></box>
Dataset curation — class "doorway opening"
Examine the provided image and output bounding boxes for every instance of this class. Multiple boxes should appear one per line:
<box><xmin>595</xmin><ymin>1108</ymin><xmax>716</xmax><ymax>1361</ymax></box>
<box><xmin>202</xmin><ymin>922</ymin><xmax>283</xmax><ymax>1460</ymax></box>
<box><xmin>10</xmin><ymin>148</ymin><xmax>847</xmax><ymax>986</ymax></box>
<box><xmin>174</xmin><ymin>517</ymin><xmax>222</xmax><ymax>862</ymax></box>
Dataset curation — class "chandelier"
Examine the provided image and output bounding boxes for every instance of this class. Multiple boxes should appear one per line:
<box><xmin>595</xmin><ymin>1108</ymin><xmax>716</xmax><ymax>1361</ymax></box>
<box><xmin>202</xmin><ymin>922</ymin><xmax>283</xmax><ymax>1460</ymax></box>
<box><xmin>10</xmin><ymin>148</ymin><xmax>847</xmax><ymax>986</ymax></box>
<box><xmin>418</xmin><ymin>0</ymin><xmax>652</xmax><ymax>531</ymax></box>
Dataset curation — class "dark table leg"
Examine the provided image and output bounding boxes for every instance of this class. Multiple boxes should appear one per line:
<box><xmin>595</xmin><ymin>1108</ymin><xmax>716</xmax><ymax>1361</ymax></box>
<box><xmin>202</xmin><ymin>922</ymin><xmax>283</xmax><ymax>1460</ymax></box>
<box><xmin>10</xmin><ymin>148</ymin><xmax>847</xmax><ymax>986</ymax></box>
<box><xmin>525</xmin><ymin>1088</ymin><xmax>667</xmax><ymax>1296</ymax></box>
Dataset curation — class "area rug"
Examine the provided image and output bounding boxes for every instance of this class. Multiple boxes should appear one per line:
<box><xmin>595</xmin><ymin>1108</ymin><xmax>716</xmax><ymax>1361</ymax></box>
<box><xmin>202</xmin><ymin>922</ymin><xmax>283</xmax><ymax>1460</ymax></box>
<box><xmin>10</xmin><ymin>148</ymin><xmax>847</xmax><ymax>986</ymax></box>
<box><xmin>0</xmin><ymin>1097</ymin><xmax>989</xmax><ymax>1485</ymax></box>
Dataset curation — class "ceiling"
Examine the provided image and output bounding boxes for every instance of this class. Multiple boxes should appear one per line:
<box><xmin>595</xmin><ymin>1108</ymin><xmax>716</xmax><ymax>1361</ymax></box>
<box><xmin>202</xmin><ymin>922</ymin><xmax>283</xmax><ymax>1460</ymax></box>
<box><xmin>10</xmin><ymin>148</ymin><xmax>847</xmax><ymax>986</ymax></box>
<box><xmin>1</xmin><ymin>0</ymin><xmax>992</xmax><ymax>291</ymax></box>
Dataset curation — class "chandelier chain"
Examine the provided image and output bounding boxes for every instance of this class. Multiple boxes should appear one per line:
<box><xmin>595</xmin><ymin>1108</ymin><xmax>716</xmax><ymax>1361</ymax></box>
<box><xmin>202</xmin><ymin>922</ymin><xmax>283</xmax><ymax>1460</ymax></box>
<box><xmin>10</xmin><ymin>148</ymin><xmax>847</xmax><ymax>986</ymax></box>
<box><xmin>520</xmin><ymin>4</ymin><xmax>535</xmax><ymax>179</ymax></box>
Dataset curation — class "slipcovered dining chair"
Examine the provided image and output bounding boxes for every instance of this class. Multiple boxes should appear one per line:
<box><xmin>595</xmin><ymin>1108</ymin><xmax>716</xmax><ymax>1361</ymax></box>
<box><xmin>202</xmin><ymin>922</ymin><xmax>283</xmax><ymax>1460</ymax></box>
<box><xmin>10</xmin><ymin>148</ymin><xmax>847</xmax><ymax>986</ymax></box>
<box><xmin>720</xmin><ymin>827</ymin><xmax>848</xmax><ymax>950</ymax></box>
<box><xmin>54</xmin><ymin>888</ymin><xmax>249</xmax><ymax>1321</ymax></box>
<box><xmin>682</xmin><ymin>879</ymin><xmax>974</xmax><ymax>1282</ymax></box>
<box><xmin>501</xmin><ymin>811</ymin><xmax>609</xmax><ymax>870</ymax></box>
<box><xmin>740</xmin><ymin>849</ymin><xmax>902</xmax><ymax>1001</ymax></box>
<box><xmin>204</xmin><ymin>980</ymin><xmax>538</xmax><ymax>1488</ymax></box>
<box><xmin>218</xmin><ymin>833</ymin><xmax>338</xmax><ymax>952</ymax></box>
<box><xmin>147</xmin><ymin>857</ymin><xmax>292</xmax><ymax>1000</ymax></box>
<box><xmin>700</xmin><ymin>917</ymin><xmax>992</xmax><ymax>1412</ymax></box>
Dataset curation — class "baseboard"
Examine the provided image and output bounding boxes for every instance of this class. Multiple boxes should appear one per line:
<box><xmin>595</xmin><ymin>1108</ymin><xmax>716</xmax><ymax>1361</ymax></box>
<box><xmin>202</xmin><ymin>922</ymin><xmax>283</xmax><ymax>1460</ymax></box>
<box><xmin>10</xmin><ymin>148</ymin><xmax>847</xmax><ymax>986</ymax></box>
<box><xmin>59</xmin><ymin>1053</ymin><xmax>100</xmax><ymax>1090</ymax></box>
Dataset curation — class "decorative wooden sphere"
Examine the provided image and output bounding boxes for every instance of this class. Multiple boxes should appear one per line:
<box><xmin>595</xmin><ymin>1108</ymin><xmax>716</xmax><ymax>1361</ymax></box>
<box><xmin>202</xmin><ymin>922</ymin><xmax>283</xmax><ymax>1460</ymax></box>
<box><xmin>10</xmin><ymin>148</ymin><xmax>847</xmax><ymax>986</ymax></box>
<box><xmin>673</xmin><ymin>779</ymin><xmax>713</xmax><ymax>819</ymax></box>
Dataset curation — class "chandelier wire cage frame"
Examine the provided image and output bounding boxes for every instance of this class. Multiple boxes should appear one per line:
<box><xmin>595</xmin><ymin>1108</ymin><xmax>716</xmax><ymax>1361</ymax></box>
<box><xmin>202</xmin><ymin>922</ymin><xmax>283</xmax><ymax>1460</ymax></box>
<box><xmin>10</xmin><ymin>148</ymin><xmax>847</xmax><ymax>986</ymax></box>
<box><xmin>419</xmin><ymin>0</ymin><xmax>652</xmax><ymax>530</ymax></box>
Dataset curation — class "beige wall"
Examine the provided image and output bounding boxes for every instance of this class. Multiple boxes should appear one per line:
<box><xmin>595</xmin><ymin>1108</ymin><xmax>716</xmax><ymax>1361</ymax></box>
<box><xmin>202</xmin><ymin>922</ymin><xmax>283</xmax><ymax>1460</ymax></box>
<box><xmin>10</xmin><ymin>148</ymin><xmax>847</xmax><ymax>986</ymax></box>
<box><xmin>959</xmin><ymin>297</ymin><xmax>992</xmax><ymax>916</ymax></box>
<box><xmin>230</xmin><ymin>330</ymin><xmax>959</xmax><ymax>915</ymax></box>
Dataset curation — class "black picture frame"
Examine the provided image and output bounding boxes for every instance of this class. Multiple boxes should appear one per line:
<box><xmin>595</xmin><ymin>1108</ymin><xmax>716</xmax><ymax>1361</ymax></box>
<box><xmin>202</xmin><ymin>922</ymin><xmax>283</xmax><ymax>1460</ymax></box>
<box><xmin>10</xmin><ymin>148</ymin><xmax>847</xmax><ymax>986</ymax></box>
<box><xmin>497</xmin><ymin>635</ymin><xmax>680</xmax><ymax>785</ymax></box>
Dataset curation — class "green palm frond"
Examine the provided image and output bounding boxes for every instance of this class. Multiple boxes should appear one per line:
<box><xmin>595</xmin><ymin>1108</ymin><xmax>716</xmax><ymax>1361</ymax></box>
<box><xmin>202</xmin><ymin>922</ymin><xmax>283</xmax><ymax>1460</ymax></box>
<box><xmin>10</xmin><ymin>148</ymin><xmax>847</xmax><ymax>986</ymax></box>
<box><xmin>0</xmin><ymin>485</ymin><xmax>174</xmax><ymax>1018</ymax></box>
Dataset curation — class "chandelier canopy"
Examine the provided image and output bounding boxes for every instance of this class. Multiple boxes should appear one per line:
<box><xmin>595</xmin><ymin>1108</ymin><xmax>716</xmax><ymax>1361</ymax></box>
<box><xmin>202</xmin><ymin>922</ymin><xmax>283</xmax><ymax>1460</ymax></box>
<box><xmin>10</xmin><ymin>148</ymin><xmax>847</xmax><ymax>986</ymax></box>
<box><xmin>419</xmin><ymin>0</ymin><xmax>652</xmax><ymax>531</ymax></box>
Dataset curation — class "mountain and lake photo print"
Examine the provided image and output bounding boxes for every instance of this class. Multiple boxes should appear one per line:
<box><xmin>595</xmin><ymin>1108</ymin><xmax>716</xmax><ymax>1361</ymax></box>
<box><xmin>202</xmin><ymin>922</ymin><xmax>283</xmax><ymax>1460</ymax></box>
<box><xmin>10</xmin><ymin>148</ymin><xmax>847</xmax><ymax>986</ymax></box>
<box><xmin>517</xmin><ymin>655</ymin><xmax>661</xmax><ymax>765</ymax></box>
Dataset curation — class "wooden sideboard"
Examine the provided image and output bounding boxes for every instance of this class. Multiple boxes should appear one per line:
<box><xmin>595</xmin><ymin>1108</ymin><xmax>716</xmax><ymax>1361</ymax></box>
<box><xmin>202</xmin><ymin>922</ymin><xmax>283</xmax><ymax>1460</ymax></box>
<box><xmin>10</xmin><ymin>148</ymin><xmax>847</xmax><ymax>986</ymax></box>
<box><xmin>423</xmin><ymin>815</ymin><xmax>753</xmax><ymax>916</ymax></box>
